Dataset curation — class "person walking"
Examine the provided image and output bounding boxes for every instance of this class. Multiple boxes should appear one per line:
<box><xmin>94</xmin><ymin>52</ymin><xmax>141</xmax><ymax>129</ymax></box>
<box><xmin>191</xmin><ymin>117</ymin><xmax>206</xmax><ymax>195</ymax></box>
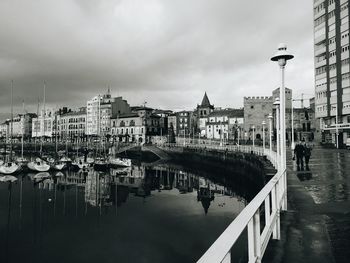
<box><xmin>294</xmin><ymin>141</ymin><xmax>305</xmax><ymax>170</ymax></box>
<box><xmin>304</xmin><ymin>143</ymin><xmax>312</xmax><ymax>170</ymax></box>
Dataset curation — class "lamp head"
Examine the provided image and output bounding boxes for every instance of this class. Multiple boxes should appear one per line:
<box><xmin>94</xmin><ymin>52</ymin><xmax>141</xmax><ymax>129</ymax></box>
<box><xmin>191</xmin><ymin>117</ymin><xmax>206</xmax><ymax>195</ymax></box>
<box><xmin>267</xmin><ymin>114</ymin><xmax>273</xmax><ymax>119</ymax></box>
<box><xmin>271</xmin><ymin>43</ymin><xmax>294</xmax><ymax>66</ymax></box>
<box><xmin>262</xmin><ymin>121</ymin><xmax>266</xmax><ymax>125</ymax></box>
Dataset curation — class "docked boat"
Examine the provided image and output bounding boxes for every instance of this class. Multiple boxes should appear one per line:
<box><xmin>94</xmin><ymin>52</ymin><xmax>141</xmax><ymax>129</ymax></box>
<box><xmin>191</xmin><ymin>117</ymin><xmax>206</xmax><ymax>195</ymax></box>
<box><xmin>72</xmin><ymin>158</ymin><xmax>89</xmax><ymax>170</ymax></box>
<box><xmin>0</xmin><ymin>175</ymin><xmax>18</xmax><ymax>182</ymax></box>
<box><xmin>94</xmin><ymin>157</ymin><xmax>108</xmax><ymax>171</ymax></box>
<box><xmin>52</xmin><ymin>161</ymin><xmax>66</xmax><ymax>171</ymax></box>
<box><xmin>0</xmin><ymin>162</ymin><xmax>21</xmax><ymax>175</ymax></box>
<box><xmin>30</xmin><ymin>172</ymin><xmax>51</xmax><ymax>183</ymax></box>
<box><xmin>27</xmin><ymin>158</ymin><xmax>50</xmax><ymax>172</ymax></box>
<box><xmin>16</xmin><ymin>157</ymin><xmax>28</xmax><ymax>165</ymax></box>
<box><xmin>60</xmin><ymin>156</ymin><xmax>72</xmax><ymax>163</ymax></box>
<box><xmin>86</xmin><ymin>157</ymin><xmax>94</xmax><ymax>164</ymax></box>
<box><xmin>109</xmin><ymin>157</ymin><xmax>131</xmax><ymax>167</ymax></box>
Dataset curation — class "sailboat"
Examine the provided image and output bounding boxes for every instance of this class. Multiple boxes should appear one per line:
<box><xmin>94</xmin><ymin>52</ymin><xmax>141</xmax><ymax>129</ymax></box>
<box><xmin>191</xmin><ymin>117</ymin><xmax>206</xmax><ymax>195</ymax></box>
<box><xmin>27</xmin><ymin>157</ymin><xmax>51</xmax><ymax>172</ymax></box>
<box><xmin>0</xmin><ymin>81</ymin><xmax>21</xmax><ymax>175</ymax></box>
<box><xmin>17</xmin><ymin>101</ymin><xmax>28</xmax><ymax>164</ymax></box>
<box><xmin>27</xmin><ymin>83</ymin><xmax>51</xmax><ymax>172</ymax></box>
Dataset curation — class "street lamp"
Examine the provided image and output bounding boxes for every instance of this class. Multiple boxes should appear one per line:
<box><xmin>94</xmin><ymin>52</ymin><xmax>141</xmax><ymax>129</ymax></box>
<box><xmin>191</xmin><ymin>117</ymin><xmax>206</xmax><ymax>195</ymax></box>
<box><xmin>274</xmin><ymin>98</ymin><xmax>281</xmax><ymax>171</ymax></box>
<box><xmin>291</xmin><ymin>98</ymin><xmax>295</xmax><ymax>150</ymax></box>
<box><xmin>268</xmin><ymin>114</ymin><xmax>273</xmax><ymax>154</ymax></box>
<box><xmin>332</xmin><ymin>105</ymin><xmax>339</xmax><ymax>149</ymax></box>
<box><xmin>271</xmin><ymin>43</ymin><xmax>294</xmax><ymax>172</ymax></box>
<box><xmin>252</xmin><ymin>125</ymin><xmax>255</xmax><ymax>148</ymax></box>
<box><xmin>262</xmin><ymin>120</ymin><xmax>266</xmax><ymax>153</ymax></box>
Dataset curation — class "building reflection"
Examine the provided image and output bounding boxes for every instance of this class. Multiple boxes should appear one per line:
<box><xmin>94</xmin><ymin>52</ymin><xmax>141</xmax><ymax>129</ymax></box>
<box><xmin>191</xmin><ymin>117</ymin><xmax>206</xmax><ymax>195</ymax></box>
<box><xmin>24</xmin><ymin>164</ymin><xmax>245</xmax><ymax>215</ymax></box>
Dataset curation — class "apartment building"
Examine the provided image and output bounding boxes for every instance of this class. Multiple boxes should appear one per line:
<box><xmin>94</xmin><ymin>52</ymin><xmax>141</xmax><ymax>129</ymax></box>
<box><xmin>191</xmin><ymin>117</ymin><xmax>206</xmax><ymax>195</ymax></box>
<box><xmin>314</xmin><ymin>0</ymin><xmax>350</xmax><ymax>146</ymax></box>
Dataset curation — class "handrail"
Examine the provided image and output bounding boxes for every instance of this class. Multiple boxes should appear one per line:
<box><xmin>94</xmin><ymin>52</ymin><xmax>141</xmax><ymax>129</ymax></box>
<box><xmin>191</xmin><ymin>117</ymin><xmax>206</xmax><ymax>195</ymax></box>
<box><xmin>160</xmin><ymin>142</ymin><xmax>285</xmax><ymax>263</ymax></box>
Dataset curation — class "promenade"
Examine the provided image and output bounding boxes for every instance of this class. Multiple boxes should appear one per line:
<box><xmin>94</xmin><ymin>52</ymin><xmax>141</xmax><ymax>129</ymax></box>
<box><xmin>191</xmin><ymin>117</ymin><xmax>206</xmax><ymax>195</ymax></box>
<box><xmin>265</xmin><ymin>145</ymin><xmax>350</xmax><ymax>263</ymax></box>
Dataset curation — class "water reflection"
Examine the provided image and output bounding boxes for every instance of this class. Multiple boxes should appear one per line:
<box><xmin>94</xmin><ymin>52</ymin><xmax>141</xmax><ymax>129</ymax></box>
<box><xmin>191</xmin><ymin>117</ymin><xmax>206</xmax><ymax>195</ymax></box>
<box><xmin>1</xmin><ymin>163</ymin><xmax>249</xmax><ymax>263</ymax></box>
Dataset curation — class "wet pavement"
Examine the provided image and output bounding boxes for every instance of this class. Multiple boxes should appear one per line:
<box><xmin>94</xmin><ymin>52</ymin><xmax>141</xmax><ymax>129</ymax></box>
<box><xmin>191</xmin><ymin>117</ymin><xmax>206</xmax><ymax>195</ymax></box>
<box><xmin>265</xmin><ymin>145</ymin><xmax>350</xmax><ymax>263</ymax></box>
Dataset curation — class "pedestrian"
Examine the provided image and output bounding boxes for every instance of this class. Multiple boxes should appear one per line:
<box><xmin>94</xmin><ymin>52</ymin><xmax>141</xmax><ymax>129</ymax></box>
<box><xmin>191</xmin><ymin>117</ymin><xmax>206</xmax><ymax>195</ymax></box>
<box><xmin>294</xmin><ymin>141</ymin><xmax>305</xmax><ymax>170</ymax></box>
<box><xmin>304</xmin><ymin>143</ymin><xmax>312</xmax><ymax>170</ymax></box>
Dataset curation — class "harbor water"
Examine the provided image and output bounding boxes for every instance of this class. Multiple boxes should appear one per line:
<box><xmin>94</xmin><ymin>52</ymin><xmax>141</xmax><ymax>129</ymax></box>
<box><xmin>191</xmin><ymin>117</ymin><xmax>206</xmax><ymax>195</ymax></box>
<box><xmin>0</xmin><ymin>161</ymin><xmax>255</xmax><ymax>263</ymax></box>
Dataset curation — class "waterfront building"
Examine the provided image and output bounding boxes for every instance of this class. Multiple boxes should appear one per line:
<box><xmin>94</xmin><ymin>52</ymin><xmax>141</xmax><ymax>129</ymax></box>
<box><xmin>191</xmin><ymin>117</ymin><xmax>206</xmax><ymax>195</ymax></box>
<box><xmin>205</xmin><ymin>109</ymin><xmax>244</xmax><ymax>142</ymax></box>
<box><xmin>244</xmin><ymin>96</ymin><xmax>274</xmax><ymax>142</ymax></box>
<box><xmin>86</xmin><ymin>90</ymin><xmax>130</xmax><ymax>139</ymax></box>
<box><xmin>0</xmin><ymin>121</ymin><xmax>9</xmax><ymax>140</ymax></box>
<box><xmin>153</xmin><ymin>109</ymin><xmax>173</xmax><ymax>135</ymax></box>
<box><xmin>58</xmin><ymin>107</ymin><xmax>86</xmax><ymax>143</ymax></box>
<box><xmin>314</xmin><ymin>0</ymin><xmax>350</xmax><ymax>146</ymax></box>
<box><xmin>7</xmin><ymin>113</ymin><xmax>36</xmax><ymax>140</ymax></box>
<box><xmin>177</xmin><ymin>110</ymin><xmax>193</xmax><ymax>136</ymax></box>
<box><xmin>110</xmin><ymin>106</ymin><xmax>161</xmax><ymax>144</ymax></box>
<box><xmin>197</xmin><ymin>92</ymin><xmax>214</xmax><ymax>137</ymax></box>
<box><xmin>31</xmin><ymin>109</ymin><xmax>55</xmax><ymax>140</ymax></box>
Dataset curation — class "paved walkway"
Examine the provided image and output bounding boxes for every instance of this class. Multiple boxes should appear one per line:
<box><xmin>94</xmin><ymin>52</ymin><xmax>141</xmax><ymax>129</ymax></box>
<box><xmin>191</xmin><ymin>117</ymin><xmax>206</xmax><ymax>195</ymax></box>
<box><xmin>265</xmin><ymin>145</ymin><xmax>350</xmax><ymax>263</ymax></box>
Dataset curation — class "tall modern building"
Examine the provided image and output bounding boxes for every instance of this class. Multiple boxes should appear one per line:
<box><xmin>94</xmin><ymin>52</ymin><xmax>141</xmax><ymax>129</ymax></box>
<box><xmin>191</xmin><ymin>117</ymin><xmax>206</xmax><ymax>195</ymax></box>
<box><xmin>314</xmin><ymin>0</ymin><xmax>350</xmax><ymax>146</ymax></box>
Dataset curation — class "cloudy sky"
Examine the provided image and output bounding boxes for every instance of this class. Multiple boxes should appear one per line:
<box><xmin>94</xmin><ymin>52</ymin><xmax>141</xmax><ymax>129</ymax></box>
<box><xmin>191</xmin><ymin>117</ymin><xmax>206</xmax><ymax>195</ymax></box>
<box><xmin>0</xmin><ymin>0</ymin><xmax>314</xmax><ymax>115</ymax></box>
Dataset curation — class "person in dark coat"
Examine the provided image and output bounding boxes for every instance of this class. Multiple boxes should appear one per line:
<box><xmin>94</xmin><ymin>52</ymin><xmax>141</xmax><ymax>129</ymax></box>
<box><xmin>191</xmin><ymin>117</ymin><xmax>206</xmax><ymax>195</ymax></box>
<box><xmin>294</xmin><ymin>141</ymin><xmax>305</xmax><ymax>170</ymax></box>
<box><xmin>304</xmin><ymin>143</ymin><xmax>312</xmax><ymax>170</ymax></box>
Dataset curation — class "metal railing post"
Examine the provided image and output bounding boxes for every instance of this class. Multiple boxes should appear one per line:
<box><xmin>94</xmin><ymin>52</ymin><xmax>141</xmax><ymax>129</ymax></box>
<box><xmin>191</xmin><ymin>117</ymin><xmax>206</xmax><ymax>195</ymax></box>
<box><xmin>248</xmin><ymin>209</ymin><xmax>262</xmax><ymax>263</ymax></box>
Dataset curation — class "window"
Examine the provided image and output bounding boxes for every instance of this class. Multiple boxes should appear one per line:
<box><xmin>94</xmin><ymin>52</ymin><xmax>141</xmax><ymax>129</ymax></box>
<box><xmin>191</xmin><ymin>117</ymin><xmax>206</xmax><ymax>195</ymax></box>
<box><xmin>250</xmin><ymin>105</ymin><xmax>254</xmax><ymax>109</ymax></box>
<box><xmin>314</xmin><ymin>14</ymin><xmax>326</xmax><ymax>27</ymax></box>
<box><xmin>316</xmin><ymin>65</ymin><xmax>327</xmax><ymax>75</ymax></box>
<box><xmin>328</xmin><ymin>10</ymin><xmax>335</xmax><ymax>19</ymax></box>
<box><xmin>329</xmin><ymin>37</ymin><xmax>336</xmax><ymax>44</ymax></box>
<box><xmin>341</xmin><ymin>3</ymin><xmax>348</xmax><ymax>12</ymax></box>
<box><xmin>341</xmin><ymin>58</ymin><xmax>350</xmax><ymax>66</ymax></box>
<box><xmin>330</xmin><ymin>77</ymin><xmax>337</xmax><ymax>84</ymax></box>
<box><xmin>314</xmin><ymin>2</ymin><xmax>325</xmax><ymax>15</ymax></box>
<box><xmin>342</xmin><ymin>45</ymin><xmax>349</xmax><ymax>53</ymax></box>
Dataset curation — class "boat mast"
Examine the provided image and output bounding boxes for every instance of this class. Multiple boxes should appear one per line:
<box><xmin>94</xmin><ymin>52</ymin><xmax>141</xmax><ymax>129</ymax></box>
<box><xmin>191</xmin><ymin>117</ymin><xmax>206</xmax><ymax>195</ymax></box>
<box><xmin>10</xmin><ymin>80</ymin><xmax>13</xmax><ymax>162</ymax></box>
<box><xmin>55</xmin><ymin>106</ymin><xmax>58</xmax><ymax>153</ymax></box>
<box><xmin>35</xmin><ymin>98</ymin><xmax>39</xmax><ymax>153</ymax></box>
<box><xmin>21</xmin><ymin>100</ymin><xmax>25</xmax><ymax>159</ymax></box>
<box><xmin>40</xmin><ymin>82</ymin><xmax>46</xmax><ymax>156</ymax></box>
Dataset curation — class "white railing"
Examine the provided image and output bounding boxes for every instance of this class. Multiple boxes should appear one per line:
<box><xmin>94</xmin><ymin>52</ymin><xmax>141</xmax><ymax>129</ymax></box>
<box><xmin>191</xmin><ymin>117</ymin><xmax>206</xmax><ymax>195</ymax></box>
<box><xmin>161</xmin><ymin>143</ymin><xmax>285</xmax><ymax>263</ymax></box>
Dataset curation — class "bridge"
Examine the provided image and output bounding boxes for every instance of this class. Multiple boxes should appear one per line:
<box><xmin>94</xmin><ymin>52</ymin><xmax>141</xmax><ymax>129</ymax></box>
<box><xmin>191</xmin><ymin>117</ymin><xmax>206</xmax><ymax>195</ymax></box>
<box><xmin>159</xmin><ymin>142</ymin><xmax>285</xmax><ymax>263</ymax></box>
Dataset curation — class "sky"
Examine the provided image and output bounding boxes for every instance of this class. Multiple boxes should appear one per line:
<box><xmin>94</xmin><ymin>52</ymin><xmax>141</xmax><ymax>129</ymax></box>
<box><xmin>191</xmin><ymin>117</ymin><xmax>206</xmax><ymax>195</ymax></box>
<box><xmin>0</xmin><ymin>0</ymin><xmax>314</xmax><ymax>116</ymax></box>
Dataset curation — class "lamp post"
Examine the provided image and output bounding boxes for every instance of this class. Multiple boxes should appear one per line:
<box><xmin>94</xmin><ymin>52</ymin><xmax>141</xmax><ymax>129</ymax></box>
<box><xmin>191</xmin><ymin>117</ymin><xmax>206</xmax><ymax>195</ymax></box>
<box><xmin>274</xmin><ymin>98</ymin><xmax>281</xmax><ymax>171</ymax></box>
<box><xmin>268</xmin><ymin>114</ymin><xmax>273</xmax><ymax>154</ymax></box>
<box><xmin>291</xmin><ymin>99</ymin><xmax>295</xmax><ymax>150</ymax></box>
<box><xmin>252</xmin><ymin>125</ymin><xmax>255</xmax><ymax>148</ymax></box>
<box><xmin>332</xmin><ymin>105</ymin><xmax>339</xmax><ymax>148</ymax></box>
<box><xmin>262</xmin><ymin>121</ymin><xmax>266</xmax><ymax>153</ymax></box>
<box><xmin>271</xmin><ymin>43</ymin><xmax>294</xmax><ymax>172</ymax></box>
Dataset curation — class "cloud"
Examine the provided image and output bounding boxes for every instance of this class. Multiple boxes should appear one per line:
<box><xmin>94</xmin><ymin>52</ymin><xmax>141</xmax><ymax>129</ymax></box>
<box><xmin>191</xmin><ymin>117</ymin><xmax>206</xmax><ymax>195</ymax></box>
<box><xmin>0</xmin><ymin>0</ymin><xmax>314</xmax><ymax>114</ymax></box>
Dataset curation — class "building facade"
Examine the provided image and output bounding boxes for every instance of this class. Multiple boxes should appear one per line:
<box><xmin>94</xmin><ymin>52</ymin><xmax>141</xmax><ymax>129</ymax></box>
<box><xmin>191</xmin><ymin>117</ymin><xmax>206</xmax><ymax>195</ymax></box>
<box><xmin>58</xmin><ymin>107</ymin><xmax>86</xmax><ymax>142</ymax></box>
<box><xmin>86</xmin><ymin>91</ymin><xmax>130</xmax><ymax>138</ymax></box>
<box><xmin>110</xmin><ymin>107</ymin><xmax>161</xmax><ymax>144</ymax></box>
<box><xmin>314</xmin><ymin>0</ymin><xmax>350</xmax><ymax>146</ymax></box>
<box><xmin>32</xmin><ymin>109</ymin><xmax>55</xmax><ymax>139</ymax></box>
<box><xmin>205</xmin><ymin>109</ymin><xmax>244</xmax><ymax>142</ymax></box>
<box><xmin>197</xmin><ymin>92</ymin><xmax>214</xmax><ymax>136</ymax></box>
<box><xmin>0</xmin><ymin>121</ymin><xmax>9</xmax><ymax>140</ymax></box>
<box><xmin>244</xmin><ymin>96</ymin><xmax>274</xmax><ymax>141</ymax></box>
